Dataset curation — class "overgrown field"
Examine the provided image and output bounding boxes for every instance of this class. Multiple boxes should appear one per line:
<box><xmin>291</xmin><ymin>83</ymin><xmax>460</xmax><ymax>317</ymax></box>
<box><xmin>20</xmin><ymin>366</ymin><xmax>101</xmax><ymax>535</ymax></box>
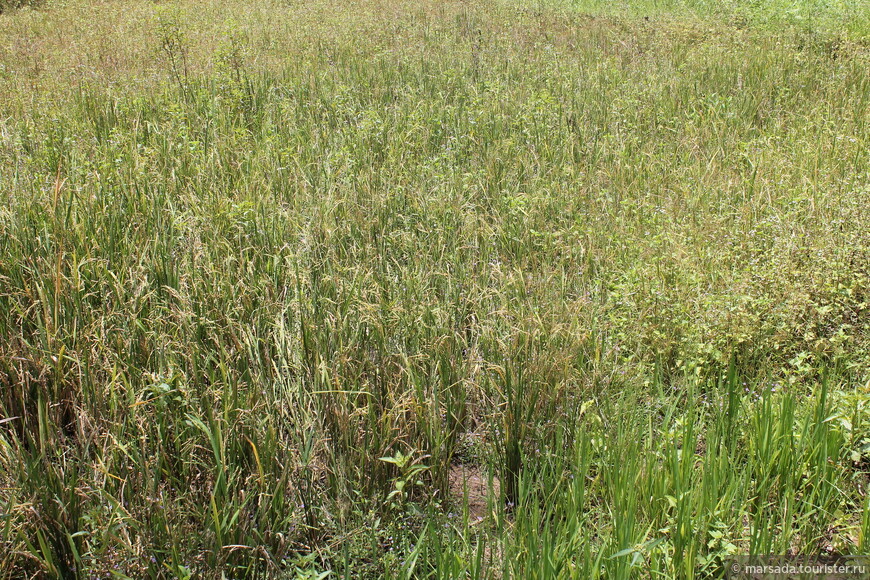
<box><xmin>0</xmin><ymin>0</ymin><xmax>868</xmax><ymax>577</ymax></box>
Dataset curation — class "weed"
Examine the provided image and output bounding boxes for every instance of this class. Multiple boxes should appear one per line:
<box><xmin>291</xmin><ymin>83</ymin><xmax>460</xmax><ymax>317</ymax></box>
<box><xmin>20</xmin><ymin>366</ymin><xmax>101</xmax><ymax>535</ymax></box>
<box><xmin>0</xmin><ymin>0</ymin><xmax>868</xmax><ymax>577</ymax></box>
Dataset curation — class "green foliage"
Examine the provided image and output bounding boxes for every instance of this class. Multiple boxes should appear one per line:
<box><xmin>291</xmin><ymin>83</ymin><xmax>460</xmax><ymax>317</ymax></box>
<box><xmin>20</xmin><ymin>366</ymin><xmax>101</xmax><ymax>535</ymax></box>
<box><xmin>0</xmin><ymin>0</ymin><xmax>43</xmax><ymax>14</ymax></box>
<box><xmin>0</xmin><ymin>0</ymin><xmax>868</xmax><ymax>577</ymax></box>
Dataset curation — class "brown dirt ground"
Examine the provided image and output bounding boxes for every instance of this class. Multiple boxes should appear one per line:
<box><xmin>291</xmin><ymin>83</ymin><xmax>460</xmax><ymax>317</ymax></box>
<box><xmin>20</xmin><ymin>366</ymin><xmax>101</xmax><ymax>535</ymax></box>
<box><xmin>447</xmin><ymin>464</ymin><xmax>500</xmax><ymax>523</ymax></box>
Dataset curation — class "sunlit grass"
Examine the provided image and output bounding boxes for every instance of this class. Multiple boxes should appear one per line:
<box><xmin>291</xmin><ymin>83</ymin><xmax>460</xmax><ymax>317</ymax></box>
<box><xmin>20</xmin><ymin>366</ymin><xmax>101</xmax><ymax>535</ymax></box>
<box><xmin>0</xmin><ymin>0</ymin><xmax>868</xmax><ymax>577</ymax></box>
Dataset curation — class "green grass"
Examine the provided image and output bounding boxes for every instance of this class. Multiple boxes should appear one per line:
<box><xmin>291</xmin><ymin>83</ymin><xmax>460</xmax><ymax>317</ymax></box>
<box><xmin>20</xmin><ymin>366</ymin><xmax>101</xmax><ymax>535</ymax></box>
<box><xmin>0</xmin><ymin>0</ymin><xmax>868</xmax><ymax>577</ymax></box>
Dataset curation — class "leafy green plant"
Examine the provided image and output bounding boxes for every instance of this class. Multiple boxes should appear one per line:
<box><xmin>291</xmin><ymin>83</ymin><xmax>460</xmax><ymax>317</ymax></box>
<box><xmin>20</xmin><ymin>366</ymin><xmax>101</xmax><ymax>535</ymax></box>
<box><xmin>380</xmin><ymin>450</ymin><xmax>431</xmax><ymax>506</ymax></box>
<box><xmin>156</xmin><ymin>7</ymin><xmax>191</xmax><ymax>98</ymax></box>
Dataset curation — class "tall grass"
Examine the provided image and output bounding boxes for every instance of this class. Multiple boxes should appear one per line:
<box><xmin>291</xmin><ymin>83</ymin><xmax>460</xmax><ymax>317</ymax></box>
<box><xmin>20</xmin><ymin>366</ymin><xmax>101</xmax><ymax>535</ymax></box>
<box><xmin>0</xmin><ymin>0</ymin><xmax>868</xmax><ymax>577</ymax></box>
